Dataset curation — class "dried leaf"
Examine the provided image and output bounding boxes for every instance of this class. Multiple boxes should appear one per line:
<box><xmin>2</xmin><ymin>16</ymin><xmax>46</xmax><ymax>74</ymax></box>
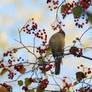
<box><xmin>61</xmin><ymin>4</ymin><xmax>68</xmax><ymax>13</ymax></box>
<box><xmin>19</xmin><ymin>66</ymin><xmax>26</xmax><ymax>74</ymax></box>
<box><xmin>0</xmin><ymin>68</ymin><xmax>8</xmax><ymax>75</ymax></box>
<box><xmin>76</xmin><ymin>72</ymin><xmax>86</xmax><ymax>82</ymax></box>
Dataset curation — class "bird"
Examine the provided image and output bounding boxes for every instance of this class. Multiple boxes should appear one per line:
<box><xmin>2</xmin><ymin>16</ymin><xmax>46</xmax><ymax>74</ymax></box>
<box><xmin>49</xmin><ymin>29</ymin><xmax>65</xmax><ymax>75</ymax></box>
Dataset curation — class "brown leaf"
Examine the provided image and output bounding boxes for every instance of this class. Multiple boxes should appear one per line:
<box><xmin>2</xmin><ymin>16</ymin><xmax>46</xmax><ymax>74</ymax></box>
<box><xmin>76</xmin><ymin>72</ymin><xmax>86</xmax><ymax>82</ymax></box>
<box><xmin>0</xmin><ymin>68</ymin><xmax>8</xmax><ymax>75</ymax></box>
<box><xmin>61</xmin><ymin>4</ymin><xmax>68</xmax><ymax>13</ymax></box>
<box><xmin>36</xmin><ymin>87</ymin><xmax>44</xmax><ymax>92</ymax></box>
<box><xmin>19</xmin><ymin>66</ymin><xmax>26</xmax><ymax>74</ymax></box>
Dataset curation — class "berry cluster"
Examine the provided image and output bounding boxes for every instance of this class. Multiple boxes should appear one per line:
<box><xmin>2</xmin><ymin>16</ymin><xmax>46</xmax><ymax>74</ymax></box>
<box><xmin>61</xmin><ymin>77</ymin><xmax>72</xmax><ymax>92</ymax></box>
<box><xmin>29</xmin><ymin>78</ymin><xmax>36</xmax><ymax>82</ymax></box>
<box><xmin>8</xmin><ymin>70</ymin><xmax>16</xmax><ymax>79</ymax></box>
<box><xmin>3</xmin><ymin>48</ymin><xmax>24</xmax><ymax>64</ymax></box>
<box><xmin>22</xmin><ymin>86</ymin><xmax>28</xmax><ymax>91</ymax></box>
<box><xmin>0</xmin><ymin>60</ymin><xmax>4</xmax><ymax>68</ymax></box>
<box><xmin>22</xmin><ymin>18</ymin><xmax>47</xmax><ymax>43</ymax></box>
<box><xmin>37</xmin><ymin>47</ymin><xmax>46</xmax><ymax>54</ymax></box>
<box><xmin>37</xmin><ymin>44</ymin><xmax>51</xmax><ymax>55</ymax></box>
<box><xmin>76</xmin><ymin>87</ymin><xmax>92</xmax><ymax>92</ymax></box>
<box><xmin>0</xmin><ymin>61</ymin><xmax>16</xmax><ymax>79</ymax></box>
<box><xmin>3</xmin><ymin>48</ymin><xmax>18</xmax><ymax>67</ymax></box>
<box><xmin>80</xmin><ymin>0</ymin><xmax>91</xmax><ymax>9</ymax></box>
<box><xmin>14</xmin><ymin>64</ymin><xmax>23</xmax><ymax>71</ymax></box>
<box><xmin>39</xmin><ymin>79</ymin><xmax>49</xmax><ymax>89</ymax></box>
<box><xmin>61</xmin><ymin>1</ymin><xmax>79</xmax><ymax>18</ymax></box>
<box><xmin>51</xmin><ymin>22</ymin><xmax>65</xmax><ymax>31</ymax></box>
<box><xmin>61</xmin><ymin>0</ymin><xmax>91</xmax><ymax>28</ymax></box>
<box><xmin>22</xmin><ymin>18</ymin><xmax>37</xmax><ymax>34</ymax></box>
<box><xmin>73</xmin><ymin>0</ymin><xmax>91</xmax><ymax>28</ymax></box>
<box><xmin>0</xmin><ymin>64</ymin><xmax>16</xmax><ymax>79</ymax></box>
<box><xmin>19</xmin><ymin>78</ymin><xmax>36</xmax><ymax>92</ymax></box>
<box><xmin>69</xmin><ymin>47</ymin><xmax>82</xmax><ymax>57</ymax></box>
<box><xmin>0</xmin><ymin>48</ymin><xmax>25</xmax><ymax>79</ymax></box>
<box><xmin>16</xmin><ymin>57</ymin><xmax>24</xmax><ymax>62</ymax></box>
<box><xmin>14</xmin><ymin>64</ymin><xmax>26</xmax><ymax>74</ymax></box>
<box><xmin>74</xmin><ymin>18</ymin><xmax>88</xmax><ymax>28</ymax></box>
<box><xmin>47</xmin><ymin>0</ymin><xmax>59</xmax><ymax>11</ymax></box>
<box><xmin>35</xmin><ymin>29</ymin><xmax>47</xmax><ymax>53</ymax></box>
<box><xmin>1</xmin><ymin>83</ymin><xmax>12</xmax><ymax>92</ymax></box>
<box><xmin>77</xmin><ymin>64</ymin><xmax>92</xmax><ymax>75</ymax></box>
<box><xmin>39</xmin><ymin>64</ymin><xmax>53</xmax><ymax>72</ymax></box>
<box><xmin>22</xmin><ymin>78</ymin><xmax>48</xmax><ymax>92</ymax></box>
<box><xmin>3</xmin><ymin>48</ymin><xmax>17</xmax><ymax>57</ymax></box>
<box><xmin>22</xmin><ymin>18</ymin><xmax>47</xmax><ymax>54</ymax></box>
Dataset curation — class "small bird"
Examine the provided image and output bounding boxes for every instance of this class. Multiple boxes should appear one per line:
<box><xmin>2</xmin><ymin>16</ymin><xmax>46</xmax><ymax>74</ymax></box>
<box><xmin>49</xmin><ymin>29</ymin><xmax>65</xmax><ymax>75</ymax></box>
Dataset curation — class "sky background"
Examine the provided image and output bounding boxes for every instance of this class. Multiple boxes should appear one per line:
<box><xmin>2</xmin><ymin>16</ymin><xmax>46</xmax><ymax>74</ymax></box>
<box><xmin>0</xmin><ymin>0</ymin><xmax>92</xmax><ymax>92</ymax></box>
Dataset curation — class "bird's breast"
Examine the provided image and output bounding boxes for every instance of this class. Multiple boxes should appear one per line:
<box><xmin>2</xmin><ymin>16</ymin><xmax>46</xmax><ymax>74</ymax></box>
<box><xmin>49</xmin><ymin>32</ymin><xmax>65</xmax><ymax>56</ymax></box>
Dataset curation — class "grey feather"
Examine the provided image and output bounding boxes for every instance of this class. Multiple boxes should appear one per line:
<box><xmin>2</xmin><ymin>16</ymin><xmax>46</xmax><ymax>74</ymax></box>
<box><xmin>49</xmin><ymin>31</ymin><xmax>65</xmax><ymax>75</ymax></box>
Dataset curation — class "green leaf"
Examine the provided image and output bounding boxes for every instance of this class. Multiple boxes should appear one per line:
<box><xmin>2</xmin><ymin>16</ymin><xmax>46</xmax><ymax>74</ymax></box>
<box><xmin>25</xmin><ymin>78</ymin><xmax>31</xmax><ymax>86</ymax></box>
<box><xmin>40</xmin><ymin>89</ymin><xmax>44</xmax><ymax>92</ymax></box>
<box><xmin>88</xmin><ymin>13</ymin><xmax>92</xmax><ymax>24</ymax></box>
<box><xmin>72</xmin><ymin>6</ymin><xmax>83</xmax><ymax>18</ymax></box>
<box><xmin>38</xmin><ymin>57</ymin><xmax>44</xmax><ymax>64</ymax></box>
<box><xmin>46</xmin><ymin>48</ymin><xmax>51</xmax><ymax>56</ymax></box>
<box><xmin>73</xmin><ymin>81</ymin><xmax>78</xmax><ymax>86</ymax></box>
<box><xmin>76</xmin><ymin>72</ymin><xmax>86</xmax><ymax>82</ymax></box>
<box><xmin>39</xmin><ymin>59</ymin><xmax>43</xmax><ymax>64</ymax></box>
<box><xmin>18</xmin><ymin>80</ymin><xmax>23</xmax><ymax>86</ymax></box>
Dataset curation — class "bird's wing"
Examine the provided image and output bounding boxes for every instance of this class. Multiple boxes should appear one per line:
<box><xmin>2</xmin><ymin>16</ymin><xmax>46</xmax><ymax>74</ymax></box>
<box><xmin>49</xmin><ymin>32</ymin><xmax>65</xmax><ymax>57</ymax></box>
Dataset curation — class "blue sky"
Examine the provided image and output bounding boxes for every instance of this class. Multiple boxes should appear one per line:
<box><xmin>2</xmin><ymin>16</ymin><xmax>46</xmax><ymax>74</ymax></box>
<box><xmin>0</xmin><ymin>0</ymin><xmax>92</xmax><ymax>92</ymax></box>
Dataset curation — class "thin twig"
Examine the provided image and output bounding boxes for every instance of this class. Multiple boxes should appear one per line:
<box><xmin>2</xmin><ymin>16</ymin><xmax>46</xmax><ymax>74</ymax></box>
<box><xmin>56</xmin><ymin>0</ymin><xmax>66</xmax><ymax>24</ymax></box>
<box><xmin>33</xmin><ymin>37</ymin><xmax>36</xmax><ymax>54</ymax></box>
<box><xmin>79</xmin><ymin>26</ymin><xmax>92</xmax><ymax>41</ymax></box>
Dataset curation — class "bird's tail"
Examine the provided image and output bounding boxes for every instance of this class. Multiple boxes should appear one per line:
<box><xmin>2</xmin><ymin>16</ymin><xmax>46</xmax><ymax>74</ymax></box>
<box><xmin>55</xmin><ymin>57</ymin><xmax>62</xmax><ymax>75</ymax></box>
